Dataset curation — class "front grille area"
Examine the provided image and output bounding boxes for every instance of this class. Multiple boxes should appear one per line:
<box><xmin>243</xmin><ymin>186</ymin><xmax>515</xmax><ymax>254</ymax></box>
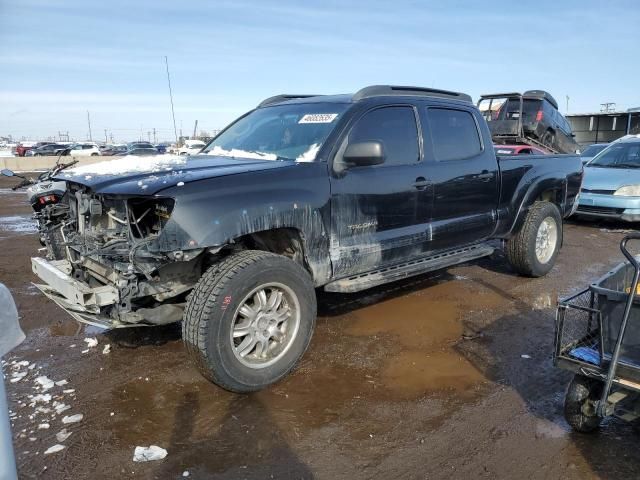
<box><xmin>581</xmin><ymin>188</ymin><xmax>616</xmax><ymax>195</ymax></box>
<box><xmin>576</xmin><ymin>205</ymin><xmax>625</xmax><ymax>215</ymax></box>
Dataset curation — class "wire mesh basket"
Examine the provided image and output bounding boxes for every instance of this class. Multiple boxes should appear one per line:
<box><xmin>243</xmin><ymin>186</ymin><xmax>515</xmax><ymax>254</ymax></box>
<box><xmin>555</xmin><ymin>289</ymin><xmax>603</xmax><ymax>367</ymax></box>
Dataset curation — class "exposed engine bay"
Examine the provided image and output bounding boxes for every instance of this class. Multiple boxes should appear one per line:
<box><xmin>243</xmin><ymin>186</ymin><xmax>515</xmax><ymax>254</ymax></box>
<box><xmin>35</xmin><ymin>182</ymin><xmax>204</xmax><ymax>327</ymax></box>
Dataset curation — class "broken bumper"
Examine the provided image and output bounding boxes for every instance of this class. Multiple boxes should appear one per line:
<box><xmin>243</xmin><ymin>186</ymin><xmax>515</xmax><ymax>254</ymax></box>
<box><xmin>31</xmin><ymin>257</ymin><xmax>185</xmax><ymax>328</ymax></box>
<box><xmin>31</xmin><ymin>257</ymin><xmax>123</xmax><ymax>329</ymax></box>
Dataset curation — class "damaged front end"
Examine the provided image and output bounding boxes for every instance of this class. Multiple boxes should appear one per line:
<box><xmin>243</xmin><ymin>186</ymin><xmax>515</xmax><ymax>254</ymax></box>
<box><xmin>32</xmin><ymin>183</ymin><xmax>202</xmax><ymax>328</ymax></box>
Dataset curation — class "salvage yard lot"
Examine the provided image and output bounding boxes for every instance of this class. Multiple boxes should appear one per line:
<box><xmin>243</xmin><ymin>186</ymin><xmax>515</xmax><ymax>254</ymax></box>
<box><xmin>1</xmin><ymin>175</ymin><xmax>639</xmax><ymax>479</ymax></box>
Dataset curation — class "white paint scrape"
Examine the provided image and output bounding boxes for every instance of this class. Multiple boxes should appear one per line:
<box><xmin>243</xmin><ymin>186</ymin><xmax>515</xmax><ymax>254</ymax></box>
<box><xmin>133</xmin><ymin>445</ymin><xmax>168</xmax><ymax>462</ymax></box>
<box><xmin>65</xmin><ymin>155</ymin><xmax>187</xmax><ymax>176</ymax></box>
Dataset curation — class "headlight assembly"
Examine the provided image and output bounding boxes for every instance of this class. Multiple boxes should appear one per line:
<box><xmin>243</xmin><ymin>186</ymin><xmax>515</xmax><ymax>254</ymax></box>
<box><xmin>614</xmin><ymin>185</ymin><xmax>640</xmax><ymax>196</ymax></box>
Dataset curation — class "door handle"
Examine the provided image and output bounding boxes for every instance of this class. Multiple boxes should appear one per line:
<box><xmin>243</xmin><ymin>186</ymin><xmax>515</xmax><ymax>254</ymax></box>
<box><xmin>477</xmin><ymin>170</ymin><xmax>494</xmax><ymax>182</ymax></box>
<box><xmin>413</xmin><ymin>177</ymin><xmax>431</xmax><ymax>190</ymax></box>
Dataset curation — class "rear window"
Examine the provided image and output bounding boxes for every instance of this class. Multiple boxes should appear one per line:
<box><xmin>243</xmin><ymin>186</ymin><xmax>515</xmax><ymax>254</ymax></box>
<box><xmin>427</xmin><ymin>108</ymin><xmax>482</xmax><ymax>161</ymax></box>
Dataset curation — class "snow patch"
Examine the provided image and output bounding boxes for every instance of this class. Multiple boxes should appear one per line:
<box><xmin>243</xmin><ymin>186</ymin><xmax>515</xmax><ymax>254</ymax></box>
<box><xmin>205</xmin><ymin>146</ymin><xmax>277</xmax><ymax>161</ymax></box>
<box><xmin>64</xmin><ymin>155</ymin><xmax>187</xmax><ymax>176</ymax></box>
<box><xmin>296</xmin><ymin>143</ymin><xmax>320</xmax><ymax>162</ymax></box>
<box><xmin>62</xmin><ymin>414</ymin><xmax>83</xmax><ymax>424</ymax></box>
<box><xmin>133</xmin><ymin>445</ymin><xmax>168</xmax><ymax>462</ymax></box>
<box><xmin>0</xmin><ymin>215</ymin><xmax>37</xmax><ymax>234</ymax></box>
<box><xmin>44</xmin><ymin>444</ymin><xmax>65</xmax><ymax>455</ymax></box>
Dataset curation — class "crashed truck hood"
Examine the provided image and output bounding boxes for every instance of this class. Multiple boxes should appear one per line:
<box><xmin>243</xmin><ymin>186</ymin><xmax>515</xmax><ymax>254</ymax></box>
<box><xmin>54</xmin><ymin>154</ymin><xmax>295</xmax><ymax>195</ymax></box>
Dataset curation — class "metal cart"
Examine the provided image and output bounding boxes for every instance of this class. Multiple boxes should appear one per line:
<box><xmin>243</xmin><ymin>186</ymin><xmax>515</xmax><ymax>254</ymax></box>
<box><xmin>555</xmin><ymin>233</ymin><xmax>640</xmax><ymax>432</ymax></box>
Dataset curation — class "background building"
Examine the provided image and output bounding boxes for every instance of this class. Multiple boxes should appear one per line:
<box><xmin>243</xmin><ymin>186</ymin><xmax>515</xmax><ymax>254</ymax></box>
<box><xmin>567</xmin><ymin>108</ymin><xmax>640</xmax><ymax>147</ymax></box>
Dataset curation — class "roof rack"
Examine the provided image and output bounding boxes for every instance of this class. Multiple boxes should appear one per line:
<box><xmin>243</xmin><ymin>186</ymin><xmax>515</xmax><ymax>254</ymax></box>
<box><xmin>258</xmin><ymin>94</ymin><xmax>322</xmax><ymax>108</ymax></box>
<box><xmin>479</xmin><ymin>91</ymin><xmax>559</xmax><ymax>110</ymax></box>
<box><xmin>479</xmin><ymin>92</ymin><xmax>522</xmax><ymax>99</ymax></box>
<box><xmin>352</xmin><ymin>85</ymin><xmax>472</xmax><ymax>103</ymax></box>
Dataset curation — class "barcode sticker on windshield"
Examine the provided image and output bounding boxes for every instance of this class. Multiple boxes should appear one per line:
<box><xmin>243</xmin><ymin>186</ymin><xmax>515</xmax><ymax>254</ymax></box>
<box><xmin>299</xmin><ymin>113</ymin><xmax>339</xmax><ymax>124</ymax></box>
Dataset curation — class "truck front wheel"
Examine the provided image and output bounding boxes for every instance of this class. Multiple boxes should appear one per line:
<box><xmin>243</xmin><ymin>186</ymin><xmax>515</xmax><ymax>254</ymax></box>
<box><xmin>506</xmin><ymin>201</ymin><xmax>562</xmax><ymax>277</ymax></box>
<box><xmin>183</xmin><ymin>250</ymin><xmax>316</xmax><ymax>393</ymax></box>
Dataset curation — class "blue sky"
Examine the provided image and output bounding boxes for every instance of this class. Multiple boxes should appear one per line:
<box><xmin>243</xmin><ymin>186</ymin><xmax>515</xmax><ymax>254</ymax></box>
<box><xmin>1</xmin><ymin>0</ymin><xmax>639</xmax><ymax>142</ymax></box>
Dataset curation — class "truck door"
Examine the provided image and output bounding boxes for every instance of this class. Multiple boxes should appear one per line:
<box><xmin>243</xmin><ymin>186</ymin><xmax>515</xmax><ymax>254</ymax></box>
<box><xmin>329</xmin><ymin>105</ymin><xmax>433</xmax><ymax>279</ymax></box>
<box><xmin>420</xmin><ymin>105</ymin><xmax>498</xmax><ymax>250</ymax></box>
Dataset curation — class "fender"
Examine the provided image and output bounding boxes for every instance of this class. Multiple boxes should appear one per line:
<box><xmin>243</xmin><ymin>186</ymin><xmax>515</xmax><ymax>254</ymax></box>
<box><xmin>153</xmin><ymin>162</ymin><xmax>333</xmax><ymax>284</ymax></box>
<box><xmin>495</xmin><ymin>162</ymin><xmax>571</xmax><ymax>238</ymax></box>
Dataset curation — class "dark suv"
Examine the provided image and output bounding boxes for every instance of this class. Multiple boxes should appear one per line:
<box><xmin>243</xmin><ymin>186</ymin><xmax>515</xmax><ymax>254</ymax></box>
<box><xmin>478</xmin><ymin>90</ymin><xmax>579</xmax><ymax>154</ymax></box>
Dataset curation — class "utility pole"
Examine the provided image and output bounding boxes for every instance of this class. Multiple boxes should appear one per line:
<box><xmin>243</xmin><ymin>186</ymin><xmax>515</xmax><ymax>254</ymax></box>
<box><xmin>147</xmin><ymin>131</ymin><xmax>151</xmax><ymax>143</ymax></box>
<box><xmin>153</xmin><ymin>128</ymin><xmax>157</xmax><ymax>144</ymax></box>
<box><xmin>193</xmin><ymin>120</ymin><xmax>198</xmax><ymax>139</ymax></box>
<box><xmin>104</xmin><ymin>129</ymin><xmax>108</xmax><ymax>143</ymax></box>
<box><xmin>600</xmin><ymin>102</ymin><xmax>616</xmax><ymax>113</ymax></box>
<box><xmin>164</xmin><ymin>56</ymin><xmax>179</xmax><ymax>144</ymax></box>
<box><xmin>87</xmin><ymin>111</ymin><xmax>92</xmax><ymax>141</ymax></box>
<box><xmin>110</xmin><ymin>133</ymin><xmax>114</xmax><ymax>143</ymax></box>
<box><xmin>565</xmin><ymin>95</ymin><xmax>569</xmax><ymax>114</ymax></box>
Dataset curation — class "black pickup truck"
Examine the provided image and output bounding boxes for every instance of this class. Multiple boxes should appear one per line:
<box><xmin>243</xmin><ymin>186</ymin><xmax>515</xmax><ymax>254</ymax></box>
<box><xmin>31</xmin><ymin>85</ymin><xmax>583</xmax><ymax>392</ymax></box>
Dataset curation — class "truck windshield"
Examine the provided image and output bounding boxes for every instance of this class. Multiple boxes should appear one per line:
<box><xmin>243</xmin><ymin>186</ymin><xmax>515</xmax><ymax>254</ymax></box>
<box><xmin>203</xmin><ymin>103</ymin><xmax>349</xmax><ymax>162</ymax></box>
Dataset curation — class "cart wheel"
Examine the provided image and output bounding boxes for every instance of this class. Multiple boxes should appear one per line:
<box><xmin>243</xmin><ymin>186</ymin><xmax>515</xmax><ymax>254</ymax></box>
<box><xmin>564</xmin><ymin>374</ymin><xmax>602</xmax><ymax>433</ymax></box>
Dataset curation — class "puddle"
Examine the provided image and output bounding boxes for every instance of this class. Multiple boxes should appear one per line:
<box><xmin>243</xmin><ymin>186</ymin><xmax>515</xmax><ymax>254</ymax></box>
<box><xmin>0</xmin><ymin>215</ymin><xmax>37</xmax><ymax>234</ymax></box>
<box><xmin>345</xmin><ymin>296</ymin><xmax>461</xmax><ymax>348</ymax></box>
<box><xmin>344</xmin><ymin>281</ymin><xmax>503</xmax><ymax>349</ymax></box>
<box><xmin>532</xmin><ymin>293</ymin><xmax>554</xmax><ymax>310</ymax></box>
<box><xmin>382</xmin><ymin>350</ymin><xmax>484</xmax><ymax>397</ymax></box>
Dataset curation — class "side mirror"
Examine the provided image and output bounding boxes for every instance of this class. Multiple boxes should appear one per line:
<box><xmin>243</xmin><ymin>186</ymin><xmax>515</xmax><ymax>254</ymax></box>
<box><xmin>1</xmin><ymin>169</ymin><xmax>15</xmax><ymax>177</ymax></box>
<box><xmin>343</xmin><ymin>141</ymin><xmax>385</xmax><ymax>167</ymax></box>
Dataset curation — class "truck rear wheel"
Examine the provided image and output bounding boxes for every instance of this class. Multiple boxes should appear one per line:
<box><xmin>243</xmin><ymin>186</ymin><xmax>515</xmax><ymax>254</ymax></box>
<box><xmin>506</xmin><ymin>201</ymin><xmax>562</xmax><ymax>277</ymax></box>
<box><xmin>542</xmin><ymin>130</ymin><xmax>555</xmax><ymax>149</ymax></box>
<box><xmin>564</xmin><ymin>374</ymin><xmax>602</xmax><ymax>433</ymax></box>
<box><xmin>183</xmin><ymin>250</ymin><xmax>316</xmax><ymax>393</ymax></box>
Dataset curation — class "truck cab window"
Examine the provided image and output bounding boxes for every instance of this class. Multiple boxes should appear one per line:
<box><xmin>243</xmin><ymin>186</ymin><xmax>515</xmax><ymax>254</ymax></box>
<box><xmin>426</xmin><ymin>108</ymin><xmax>482</xmax><ymax>161</ymax></box>
<box><xmin>348</xmin><ymin>106</ymin><xmax>419</xmax><ymax>166</ymax></box>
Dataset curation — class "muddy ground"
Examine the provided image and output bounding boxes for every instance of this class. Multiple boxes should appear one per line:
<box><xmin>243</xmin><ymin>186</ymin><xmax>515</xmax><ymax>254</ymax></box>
<box><xmin>1</xmin><ymin>175</ymin><xmax>639</xmax><ymax>479</ymax></box>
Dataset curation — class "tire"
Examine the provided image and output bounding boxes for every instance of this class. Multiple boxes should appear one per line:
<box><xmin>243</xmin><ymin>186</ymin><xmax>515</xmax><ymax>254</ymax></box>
<box><xmin>506</xmin><ymin>201</ymin><xmax>562</xmax><ymax>277</ymax></box>
<box><xmin>542</xmin><ymin>130</ymin><xmax>555</xmax><ymax>149</ymax></box>
<box><xmin>183</xmin><ymin>250</ymin><xmax>316</xmax><ymax>393</ymax></box>
<box><xmin>564</xmin><ymin>375</ymin><xmax>602</xmax><ymax>433</ymax></box>
<box><xmin>91</xmin><ymin>153</ymin><xmax>99</xmax><ymax>156</ymax></box>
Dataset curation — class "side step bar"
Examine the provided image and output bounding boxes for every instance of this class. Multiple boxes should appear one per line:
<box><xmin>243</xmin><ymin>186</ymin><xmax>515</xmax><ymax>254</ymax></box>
<box><xmin>324</xmin><ymin>244</ymin><xmax>495</xmax><ymax>293</ymax></box>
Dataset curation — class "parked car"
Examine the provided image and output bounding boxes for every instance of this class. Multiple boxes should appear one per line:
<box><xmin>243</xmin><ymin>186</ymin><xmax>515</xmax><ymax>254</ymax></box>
<box><xmin>127</xmin><ymin>142</ymin><xmax>155</xmax><ymax>149</ymax></box>
<box><xmin>26</xmin><ymin>143</ymin><xmax>68</xmax><ymax>156</ymax></box>
<box><xmin>127</xmin><ymin>146</ymin><xmax>158</xmax><ymax>156</ymax></box>
<box><xmin>15</xmin><ymin>142</ymin><xmax>38</xmax><ymax>157</ymax></box>
<box><xmin>478</xmin><ymin>90</ymin><xmax>580</xmax><ymax>154</ymax></box>
<box><xmin>574</xmin><ymin>135</ymin><xmax>640</xmax><ymax>221</ymax></box>
<box><xmin>494</xmin><ymin>144</ymin><xmax>549</xmax><ymax>156</ymax></box>
<box><xmin>100</xmin><ymin>145</ymin><xmax>128</xmax><ymax>156</ymax></box>
<box><xmin>155</xmin><ymin>144</ymin><xmax>169</xmax><ymax>154</ymax></box>
<box><xmin>31</xmin><ymin>84</ymin><xmax>582</xmax><ymax>393</ymax></box>
<box><xmin>68</xmin><ymin>143</ymin><xmax>101</xmax><ymax>156</ymax></box>
<box><xmin>179</xmin><ymin>140</ymin><xmax>206</xmax><ymax>155</ymax></box>
<box><xmin>579</xmin><ymin>143</ymin><xmax>610</xmax><ymax>164</ymax></box>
